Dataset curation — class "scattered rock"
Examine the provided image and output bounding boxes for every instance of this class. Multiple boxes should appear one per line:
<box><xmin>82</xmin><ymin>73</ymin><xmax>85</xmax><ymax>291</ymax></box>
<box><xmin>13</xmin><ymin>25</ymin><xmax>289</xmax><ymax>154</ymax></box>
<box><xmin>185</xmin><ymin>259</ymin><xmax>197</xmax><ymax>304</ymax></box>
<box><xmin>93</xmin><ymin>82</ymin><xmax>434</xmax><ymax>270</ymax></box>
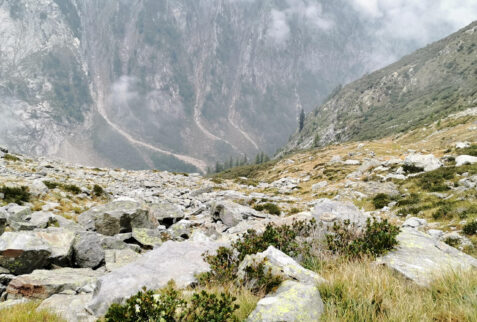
<box><xmin>376</xmin><ymin>228</ymin><xmax>477</xmax><ymax>286</ymax></box>
<box><xmin>402</xmin><ymin>217</ymin><xmax>427</xmax><ymax>229</ymax></box>
<box><xmin>7</xmin><ymin>268</ymin><xmax>101</xmax><ymax>300</ymax></box>
<box><xmin>73</xmin><ymin>232</ymin><xmax>105</xmax><ymax>269</ymax></box>
<box><xmin>246</xmin><ymin>280</ymin><xmax>324</xmax><ymax>322</ymax></box>
<box><xmin>131</xmin><ymin>228</ymin><xmax>163</xmax><ymax>248</ymax></box>
<box><xmin>210</xmin><ymin>201</ymin><xmax>260</xmax><ymax>227</ymax></box>
<box><xmin>404</xmin><ymin>153</ymin><xmax>442</xmax><ymax>172</ymax></box>
<box><xmin>37</xmin><ymin>293</ymin><xmax>95</xmax><ymax>322</ymax></box>
<box><xmin>86</xmin><ymin>240</ymin><xmax>222</xmax><ymax>317</ymax></box>
<box><xmin>455</xmin><ymin>155</ymin><xmax>477</xmax><ymax>167</ymax></box>
<box><xmin>78</xmin><ymin>200</ymin><xmax>154</xmax><ymax>236</ymax></box>
<box><xmin>149</xmin><ymin>203</ymin><xmax>185</xmax><ymax>227</ymax></box>
<box><xmin>237</xmin><ymin>246</ymin><xmax>325</xmax><ymax>287</ymax></box>
<box><xmin>104</xmin><ymin>249</ymin><xmax>140</xmax><ymax>272</ymax></box>
<box><xmin>312</xmin><ymin>198</ymin><xmax>368</xmax><ymax>228</ymax></box>
<box><xmin>312</xmin><ymin>181</ymin><xmax>328</xmax><ymax>191</ymax></box>
<box><xmin>455</xmin><ymin>142</ymin><xmax>471</xmax><ymax>149</ymax></box>
<box><xmin>0</xmin><ymin>232</ymin><xmax>51</xmax><ymax>275</ymax></box>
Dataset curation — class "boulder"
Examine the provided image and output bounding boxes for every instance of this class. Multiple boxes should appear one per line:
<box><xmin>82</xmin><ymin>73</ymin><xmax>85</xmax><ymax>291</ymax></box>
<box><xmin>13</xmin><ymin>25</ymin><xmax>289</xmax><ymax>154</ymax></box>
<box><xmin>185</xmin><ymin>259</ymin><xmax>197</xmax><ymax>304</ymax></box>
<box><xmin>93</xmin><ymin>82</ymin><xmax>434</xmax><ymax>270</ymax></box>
<box><xmin>131</xmin><ymin>228</ymin><xmax>163</xmax><ymax>248</ymax></box>
<box><xmin>246</xmin><ymin>280</ymin><xmax>324</xmax><ymax>322</ymax></box>
<box><xmin>311</xmin><ymin>181</ymin><xmax>328</xmax><ymax>191</ymax></box>
<box><xmin>28</xmin><ymin>180</ymin><xmax>49</xmax><ymax>197</ymax></box>
<box><xmin>211</xmin><ymin>200</ymin><xmax>261</xmax><ymax>227</ymax></box>
<box><xmin>149</xmin><ymin>203</ymin><xmax>185</xmax><ymax>227</ymax></box>
<box><xmin>402</xmin><ymin>217</ymin><xmax>427</xmax><ymax>229</ymax></box>
<box><xmin>237</xmin><ymin>246</ymin><xmax>325</xmax><ymax>287</ymax></box>
<box><xmin>376</xmin><ymin>228</ymin><xmax>477</xmax><ymax>286</ymax></box>
<box><xmin>37</xmin><ymin>293</ymin><xmax>95</xmax><ymax>322</ymax></box>
<box><xmin>0</xmin><ymin>211</ymin><xmax>6</xmax><ymax>235</ymax></box>
<box><xmin>404</xmin><ymin>154</ymin><xmax>442</xmax><ymax>172</ymax></box>
<box><xmin>7</xmin><ymin>268</ymin><xmax>102</xmax><ymax>300</ymax></box>
<box><xmin>86</xmin><ymin>240</ymin><xmax>221</xmax><ymax>317</ymax></box>
<box><xmin>0</xmin><ymin>232</ymin><xmax>51</xmax><ymax>275</ymax></box>
<box><xmin>6</xmin><ymin>205</ymin><xmax>31</xmax><ymax>224</ymax></box>
<box><xmin>73</xmin><ymin>232</ymin><xmax>105</xmax><ymax>269</ymax></box>
<box><xmin>312</xmin><ymin>198</ymin><xmax>369</xmax><ymax>228</ymax></box>
<box><xmin>78</xmin><ymin>200</ymin><xmax>153</xmax><ymax>236</ymax></box>
<box><xmin>34</xmin><ymin>229</ymin><xmax>75</xmax><ymax>266</ymax></box>
<box><xmin>455</xmin><ymin>142</ymin><xmax>471</xmax><ymax>149</ymax></box>
<box><xmin>455</xmin><ymin>155</ymin><xmax>477</xmax><ymax>167</ymax></box>
<box><xmin>105</xmin><ymin>249</ymin><xmax>140</xmax><ymax>272</ymax></box>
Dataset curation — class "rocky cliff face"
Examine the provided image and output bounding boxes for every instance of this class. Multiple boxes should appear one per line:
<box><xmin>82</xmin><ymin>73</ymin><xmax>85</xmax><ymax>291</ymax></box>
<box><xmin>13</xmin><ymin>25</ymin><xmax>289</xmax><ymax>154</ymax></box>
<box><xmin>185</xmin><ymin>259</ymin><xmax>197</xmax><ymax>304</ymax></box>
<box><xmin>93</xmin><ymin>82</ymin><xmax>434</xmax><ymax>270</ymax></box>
<box><xmin>0</xmin><ymin>0</ymin><xmax>469</xmax><ymax>172</ymax></box>
<box><xmin>281</xmin><ymin>21</ymin><xmax>477</xmax><ymax>155</ymax></box>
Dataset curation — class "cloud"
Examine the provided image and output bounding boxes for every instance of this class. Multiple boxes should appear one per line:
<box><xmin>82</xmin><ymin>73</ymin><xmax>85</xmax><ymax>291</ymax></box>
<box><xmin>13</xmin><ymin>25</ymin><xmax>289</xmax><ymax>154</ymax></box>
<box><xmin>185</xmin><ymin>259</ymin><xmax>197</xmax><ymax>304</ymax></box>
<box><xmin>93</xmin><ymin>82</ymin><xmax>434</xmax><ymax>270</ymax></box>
<box><xmin>267</xmin><ymin>0</ymin><xmax>335</xmax><ymax>44</ymax></box>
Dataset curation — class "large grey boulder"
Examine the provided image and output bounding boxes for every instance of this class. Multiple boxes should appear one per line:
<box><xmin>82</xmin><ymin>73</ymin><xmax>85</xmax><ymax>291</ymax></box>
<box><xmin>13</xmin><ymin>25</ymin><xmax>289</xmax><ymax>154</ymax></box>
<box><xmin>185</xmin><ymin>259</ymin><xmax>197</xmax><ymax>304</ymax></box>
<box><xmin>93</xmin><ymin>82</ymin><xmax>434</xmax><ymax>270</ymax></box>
<box><xmin>131</xmin><ymin>228</ymin><xmax>163</xmax><ymax>248</ymax></box>
<box><xmin>149</xmin><ymin>203</ymin><xmax>185</xmax><ymax>227</ymax></box>
<box><xmin>237</xmin><ymin>246</ymin><xmax>325</xmax><ymax>287</ymax></box>
<box><xmin>78</xmin><ymin>200</ymin><xmax>154</xmax><ymax>236</ymax></box>
<box><xmin>37</xmin><ymin>293</ymin><xmax>95</xmax><ymax>322</ymax></box>
<box><xmin>7</xmin><ymin>268</ymin><xmax>102</xmax><ymax>300</ymax></box>
<box><xmin>210</xmin><ymin>200</ymin><xmax>261</xmax><ymax>227</ymax></box>
<box><xmin>105</xmin><ymin>249</ymin><xmax>140</xmax><ymax>272</ymax></box>
<box><xmin>312</xmin><ymin>198</ymin><xmax>369</xmax><ymax>228</ymax></box>
<box><xmin>34</xmin><ymin>229</ymin><xmax>76</xmax><ymax>266</ymax></box>
<box><xmin>0</xmin><ymin>232</ymin><xmax>51</xmax><ymax>274</ymax></box>
<box><xmin>246</xmin><ymin>280</ymin><xmax>324</xmax><ymax>322</ymax></box>
<box><xmin>73</xmin><ymin>232</ymin><xmax>105</xmax><ymax>269</ymax></box>
<box><xmin>376</xmin><ymin>228</ymin><xmax>477</xmax><ymax>286</ymax></box>
<box><xmin>456</xmin><ymin>155</ymin><xmax>477</xmax><ymax>167</ymax></box>
<box><xmin>86</xmin><ymin>240</ymin><xmax>221</xmax><ymax>317</ymax></box>
<box><xmin>404</xmin><ymin>153</ymin><xmax>442</xmax><ymax>172</ymax></box>
<box><xmin>5</xmin><ymin>205</ymin><xmax>31</xmax><ymax>224</ymax></box>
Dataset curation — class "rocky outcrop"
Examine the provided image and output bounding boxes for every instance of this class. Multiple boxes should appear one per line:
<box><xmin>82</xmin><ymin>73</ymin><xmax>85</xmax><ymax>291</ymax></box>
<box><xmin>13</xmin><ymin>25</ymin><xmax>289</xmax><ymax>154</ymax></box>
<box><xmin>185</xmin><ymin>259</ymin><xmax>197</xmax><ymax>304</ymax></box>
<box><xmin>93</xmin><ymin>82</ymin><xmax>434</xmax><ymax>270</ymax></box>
<box><xmin>404</xmin><ymin>154</ymin><xmax>442</xmax><ymax>172</ymax></box>
<box><xmin>456</xmin><ymin>155</ymin><xmax>477</xmax><ymax>166</ymax></box>
<box><xmin>37</xmin><ymin>293</ymin><xmax>95</xmax><ymax>322</ymax></box>
<box><xmin>312</xmin><ymin>198</ymin><xmax>369</xmax><ymax>228</ymax></box>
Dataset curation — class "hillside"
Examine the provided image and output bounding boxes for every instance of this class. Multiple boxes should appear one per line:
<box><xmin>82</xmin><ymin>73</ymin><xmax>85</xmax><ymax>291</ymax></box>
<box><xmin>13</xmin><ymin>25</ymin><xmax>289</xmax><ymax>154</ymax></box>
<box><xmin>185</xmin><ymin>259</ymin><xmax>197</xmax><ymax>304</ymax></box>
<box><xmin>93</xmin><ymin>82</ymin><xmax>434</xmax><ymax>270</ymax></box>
<box><xmin>0</xmin><ymin>107</ymin><xmax>476</xmax><ymax>321</ymax></box>
<box><xmin>281</xmin><ymin>21</ymin><xmax>477</xmax><ymax>155</ymax></box>
<box><xmin>0</xmin><ymin>0</ymin><xmax>469</xmax><ymax>172</ymax></box>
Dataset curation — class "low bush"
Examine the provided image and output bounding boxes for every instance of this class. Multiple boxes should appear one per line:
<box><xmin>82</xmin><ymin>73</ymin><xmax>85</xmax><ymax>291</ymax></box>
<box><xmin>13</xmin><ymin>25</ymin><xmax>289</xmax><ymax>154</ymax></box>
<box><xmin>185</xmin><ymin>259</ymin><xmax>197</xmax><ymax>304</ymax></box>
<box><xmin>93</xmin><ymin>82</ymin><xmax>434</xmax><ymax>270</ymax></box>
<box><xmin>417</xmin><ymin>167</ymin><xmax>455</xmax><ymax>192</ymax></box>
<box><xmin>463</xmin><ymin>220</ymin><xmax>477</xmax><ymax>235</ymax></box>
<box><xmin>43</xmin><ymin>181</ymin><xmax>59</xmax><ymax>189</ymax></box>
<box><xmin>199</xmin><ymin>220</ymin><xmax>318</xmax><ymax>287</ymax></box>
<box><xmin>3</xmin><ymin>153</ymin><xmax>20</xmax><ymax>161</ymax></box>
<box><xmin>372</xmin><ymin>193</ymin><xmax>392</xmax><ymax>209</ymax></box>
<box><xmin>93</xmin><ymin>184</ymin><xmax>104</xmax><ymax>196</ymax></box>
<box><xmin>43</xmin><ymin>181</ymin><xmax>81</xmax><ymax>194</ymax></box>
<box><xmin>459</xmin><ymin>144</ymin><xmax>477</xmax><ymax>156</ymax></box>
<box><xmin>104</xmin><ymin>285</ymin><xmax>239</xmax><ymax>322</ymax></box>
<box><xmin>241</xmin><ymin>260</ymin><xmax>284</xmax><ymax>295</ymax></box>
<box><xmin>253</xmin><ymin>203</ymin><xmax>281</xmax><ymax>215</ymax></box>
<box><xmin>402</xmin><ymin>164</ymin><xmax>423</xmax><ymax>174</ymax></box>
<box><xmin>63</xmin><ymin>184</ymin><xmax>81</xmax><ymax>194</ymax></box>
<box><xmin>0</xmin><ymin>186</ymin><xmax>30</xmax><ymax>204</ymax></box>
<box><xmin>326</xmin><ymin>218</ymin><xmax>400</xmax><ymax>258</ymax></box>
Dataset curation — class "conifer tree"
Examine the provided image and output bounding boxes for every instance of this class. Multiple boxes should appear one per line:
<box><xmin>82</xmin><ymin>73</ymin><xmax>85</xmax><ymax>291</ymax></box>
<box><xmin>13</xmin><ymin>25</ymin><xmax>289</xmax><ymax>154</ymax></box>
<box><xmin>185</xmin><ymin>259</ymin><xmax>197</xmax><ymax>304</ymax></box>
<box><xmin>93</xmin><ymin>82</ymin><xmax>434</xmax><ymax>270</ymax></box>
<box><xmin>299</xmin><ymin>108</ymin><xmax>305</xmax><ymax>132</ymax></box>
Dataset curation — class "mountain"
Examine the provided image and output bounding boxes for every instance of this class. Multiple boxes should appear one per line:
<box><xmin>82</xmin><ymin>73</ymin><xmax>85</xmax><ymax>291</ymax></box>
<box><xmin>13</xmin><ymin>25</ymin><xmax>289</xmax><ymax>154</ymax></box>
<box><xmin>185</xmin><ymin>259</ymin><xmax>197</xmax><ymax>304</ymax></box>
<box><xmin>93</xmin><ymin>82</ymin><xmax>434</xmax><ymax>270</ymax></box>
<box><xmin>0</xmin><ymin>0</ymin><xmax>472</xmax><ymax>172</ymax></box>
<box><xmin>281</xmin><ymin>21</ymin><xmax>477</xmax><ymax>155</ymax></box>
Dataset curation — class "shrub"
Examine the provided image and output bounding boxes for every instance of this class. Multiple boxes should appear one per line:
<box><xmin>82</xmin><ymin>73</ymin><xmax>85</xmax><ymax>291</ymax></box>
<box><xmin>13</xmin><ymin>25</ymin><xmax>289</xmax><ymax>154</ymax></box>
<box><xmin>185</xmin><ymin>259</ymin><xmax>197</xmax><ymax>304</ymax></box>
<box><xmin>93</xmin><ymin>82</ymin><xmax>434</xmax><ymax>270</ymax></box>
<box><xmin>241</xmin><ymin>260</ymin><xmax>283</xmax><ymax>295</ymax></box>
<box><xmin>182</xmin><ymin>291</ymin><xmax>239</xmax><ymax>322</ymax></box>
<box><xmin>463</xmin><ymin>220</ymin><xmax>477</xmax><ymax>235</ymax></box>
<box><xmin>105</xmin><ymin>285</ymin><xmax>185</xmax><ymax>322</ymax></box>
<box><xmin>326</xmin><ymin>218</ymin><xmax>400</xmax><ymax>258</ymax></box>
<box><xmin>0</xmin><ymin>186</ymin><xmax>30</xmax><ymax>204</ymax></box>
<box><xmin>104</xmin><ymin>285</ymin><xmax>239</xmax><ymax>322</ymax></box>
<box><xmin>417</xmin><ymin>167</ymin><xmax>455</xmax><ymax>192</ymax></box>
<box><xmin>199</xmin><ymin>220</ymin><xmax>318</xmax><ymax>288</ymax></box>
<box><xmin>396</xmin><ymin>193</ymin><xmax>420</xmax><ymax>206</ymax></box>
<box><xmin>253</xmin><ymin>203</ymin><xmax>281</xmax><ymax>215</ymax></box>
<box><xmin>43</xmin><ymin>181</ymin><xmax>59</xmax><ymax>189</ymax></box>
<box><xmin>403</xmin><ymin>164</ymin><xmax>423</xmax><ymax>174</ymax></box>
<box><xmin>93</xmin><ymin>184</ymin><xmax>104</xmax><ymax>196</ymax></box>
<box><xmin>372</xmin><ymin>193</ymin><xmax>391</xmax><ymax>209</ymax></box>
<box><xmin>3</xmin><ymin>154</ymin><xmax>20</xmax><ymax>162</ymax></box>
<box><xmin>63</xmin><ymin>184</ymin><xmax>81</xmax><ymax>194</ymax></box>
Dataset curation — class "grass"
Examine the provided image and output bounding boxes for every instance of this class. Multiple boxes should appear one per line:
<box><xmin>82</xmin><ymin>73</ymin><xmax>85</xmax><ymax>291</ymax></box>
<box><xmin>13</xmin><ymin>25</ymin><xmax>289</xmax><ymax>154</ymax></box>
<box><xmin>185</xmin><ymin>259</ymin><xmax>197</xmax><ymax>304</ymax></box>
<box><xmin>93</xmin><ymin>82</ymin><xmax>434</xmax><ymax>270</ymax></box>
<box><xmin>0</xmin><ymin>301</ymin><xmax>64</xmax><ymax>322</ymax></box>
<box><xmin>316</xmin><ymin>258</ymin><xmax>477</xmax><ymax>321</ymax></box>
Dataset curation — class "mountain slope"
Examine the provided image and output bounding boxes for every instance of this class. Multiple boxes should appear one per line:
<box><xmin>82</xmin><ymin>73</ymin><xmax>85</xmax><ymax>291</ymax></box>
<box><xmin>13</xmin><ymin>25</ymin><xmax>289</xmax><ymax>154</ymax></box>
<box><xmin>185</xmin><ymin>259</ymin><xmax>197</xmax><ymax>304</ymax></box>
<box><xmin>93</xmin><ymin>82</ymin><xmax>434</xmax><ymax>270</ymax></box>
<box><xmin>281</xmin><ymin>21</ymin><xmax>477</xmax><ymax>155</ymax></box>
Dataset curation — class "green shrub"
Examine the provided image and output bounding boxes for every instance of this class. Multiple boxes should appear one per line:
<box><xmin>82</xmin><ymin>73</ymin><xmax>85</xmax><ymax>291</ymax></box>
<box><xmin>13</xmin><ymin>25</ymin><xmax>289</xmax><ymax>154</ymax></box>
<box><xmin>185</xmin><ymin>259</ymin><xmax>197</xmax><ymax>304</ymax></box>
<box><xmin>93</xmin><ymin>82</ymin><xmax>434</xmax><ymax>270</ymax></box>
<box><xmin>104</xmin><ymin>285</ymin><xmax>239</xmax><ymax>322</ymax></box>
<box><xmin>105</xmin><ymin>285</ymin><xmax>185</xmax><ymax>322</ymax></box>
<box><xmin>326</xmin><ymin>218</ymin><xmax>400</xmax><ymax>258</ymax></box>
<box><xmin>459</xmin><ymin>144</ymin><xmax>477</xmax><ymax>157</ymax></box>
<box><xmin>63</xmin><ymin>184</ymin><xmax>81</xmax><ymax>194</ymax></box>
<box><xmin>463</xmin><ymin>220</ymin><xmax>477</xmax><ymax>235</ymax></box>
<box><xmin>253</xmin><ymin>203</ymin><xmax>281</xmax><ymax>215</ymax></box>
<box><xmin>43</xmin><ymin>181</ymin><xmax>59</xmax><ymax>189</ymax></box>
<box><xmin>242</xmin><ymin>260</ymin><xmax>283</xmax><ymax>295</ymax></box>
<box><xmin>3</xmin><ymin>154</ymin><xmax>20</xmax><ymax>162</ymax></box>
<box><xmin>432</xmin><ymin>203</ymin><xmax>455</xmax><ymax>220</ymax></box>
<box><xmin>182</xmin><ymin>291</ymin><xmax>239</xmax><ymax>322</ymax></box>
<box><xmin>0</xmin><ymin>186</ymin><xmax>30</xmax><ymax>204</ymax></box>
<box><xmin>372</xmin><ymin>193</ymin><xmax>392</xmax><ymax>209</ymax></box>
<box><xmin>417</xmin><ymin>167</ymin><xmax>455</xmax><ymax>192</ymax></box>
<box><xmin>93</xmin><ymin>184</ymin><xmax>104</xmax><ymax>196</ymax></box>
<box><xmin>396</xmin><ymin>193</ymin><xmax>420</xmax><ymax>206</ymax></box>
<box><xmin>199</xmin><ymin>220</ymin><xmax>317</xmax><ymax>288</ymax></box>
<box><xmin>403</xmin><ymin>164</ymin><xmax>423</xmax><ymax>174</ymax></box>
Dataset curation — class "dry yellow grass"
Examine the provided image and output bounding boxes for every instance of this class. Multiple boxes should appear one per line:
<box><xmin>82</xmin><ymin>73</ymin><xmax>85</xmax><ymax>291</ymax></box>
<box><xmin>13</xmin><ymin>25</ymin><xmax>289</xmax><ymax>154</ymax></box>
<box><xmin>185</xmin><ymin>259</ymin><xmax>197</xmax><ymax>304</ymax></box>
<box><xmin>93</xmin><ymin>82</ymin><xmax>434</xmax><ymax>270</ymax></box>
<box><xmin>0</xmin><ymin>301</ymin><xmax>64</xmax><ymax>322</ymax></box>
<box><xmin>316</xmin><ymin>259</ymin><xmax>477</xmax><ymax>322</ymax></box>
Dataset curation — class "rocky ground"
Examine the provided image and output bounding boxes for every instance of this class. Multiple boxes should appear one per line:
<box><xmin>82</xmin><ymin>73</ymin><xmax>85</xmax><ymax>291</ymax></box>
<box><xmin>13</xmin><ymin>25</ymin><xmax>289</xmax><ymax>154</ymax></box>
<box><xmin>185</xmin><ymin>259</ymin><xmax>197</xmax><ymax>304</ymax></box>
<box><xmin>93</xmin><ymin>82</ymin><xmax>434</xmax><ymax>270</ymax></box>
<box><xmin>0</xmin><ymin>109</ymin><xmax>476</xmax><ymax>321</ymax></box>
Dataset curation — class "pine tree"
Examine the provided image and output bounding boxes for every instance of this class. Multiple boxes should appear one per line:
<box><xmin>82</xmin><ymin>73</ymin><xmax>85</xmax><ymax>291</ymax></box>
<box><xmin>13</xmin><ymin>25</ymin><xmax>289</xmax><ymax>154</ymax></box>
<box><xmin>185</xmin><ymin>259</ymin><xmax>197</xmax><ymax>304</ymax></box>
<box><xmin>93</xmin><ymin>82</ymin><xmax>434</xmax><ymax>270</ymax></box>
<box><xmin>299</xmin><ymin>108</ymin><xmax>305</xmax><ymax>132</ymax></box>
<box><xmin>215</xmin><ymin>161</ymin><xmax>222</xmax><ymax>173</ymax></box>
<box><xmin>229</xmin><ymin>157</ymin><xmax>234</xmax><ymax>169</ymax></box>
<box><xmin>255</xmin><ymin>154</ymin><xmax>260</xmax><ymax>164</ymax></box>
